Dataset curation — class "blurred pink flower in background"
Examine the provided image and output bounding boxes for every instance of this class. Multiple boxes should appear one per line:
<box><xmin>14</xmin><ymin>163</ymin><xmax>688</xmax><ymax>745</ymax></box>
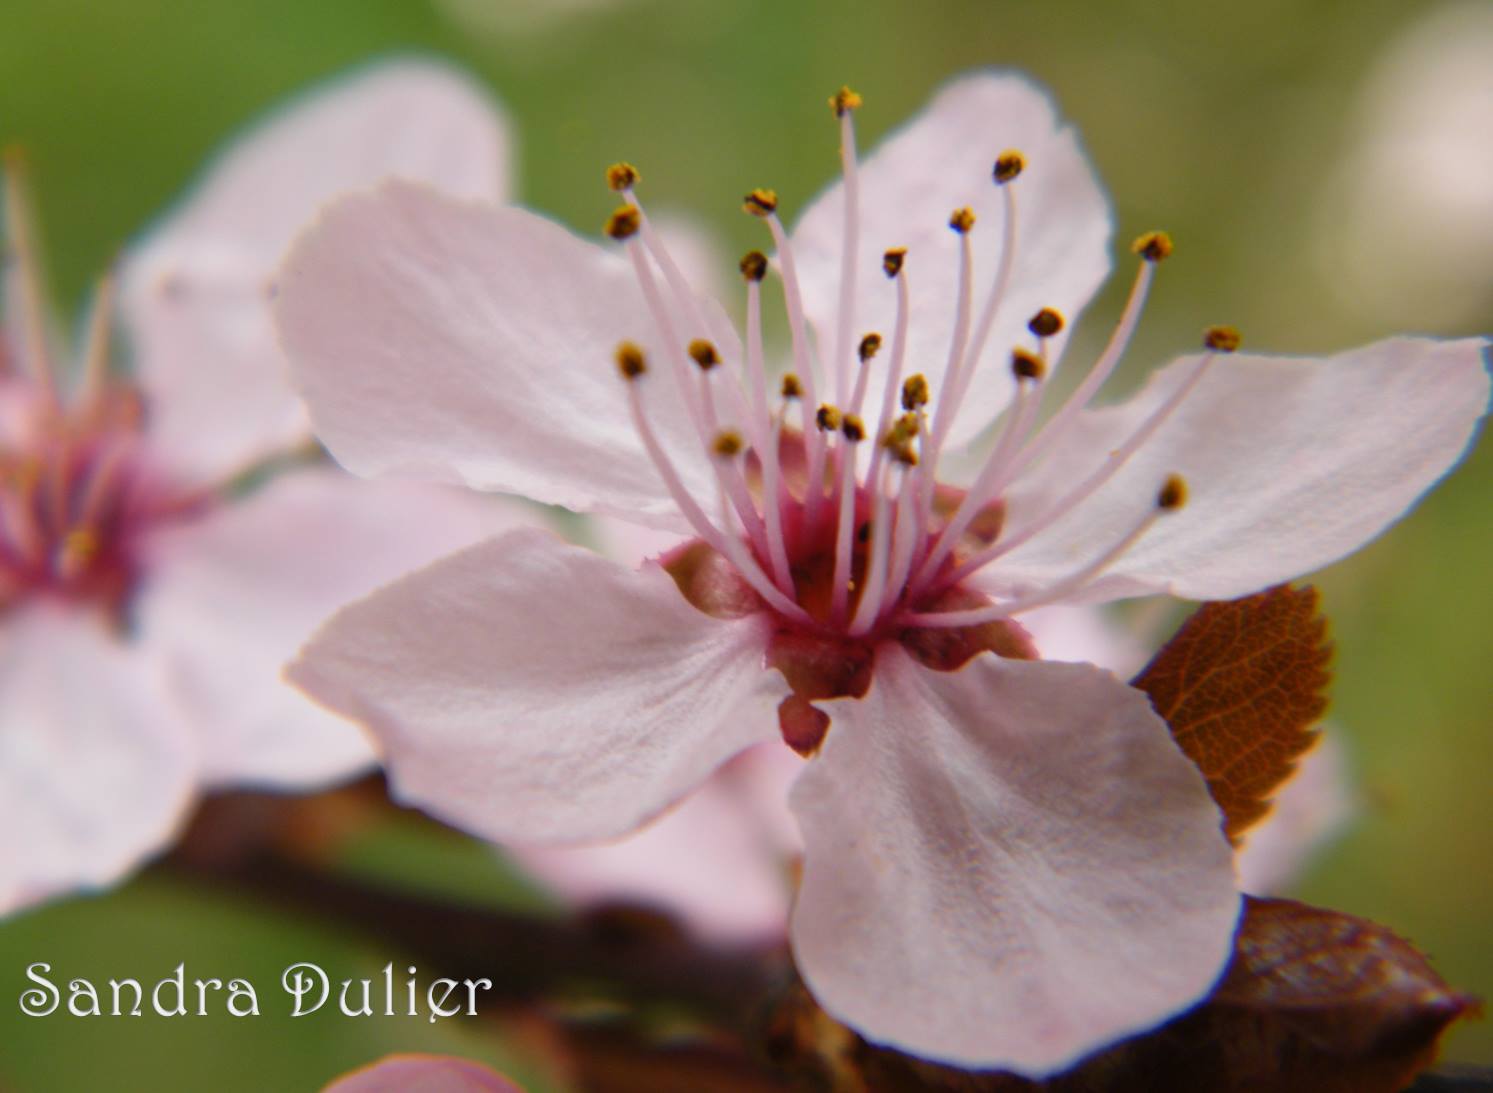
<box><xmin>323</xmin><ymin>1053</ymin><xmax>523</xmax><ymax>1093</ymax></box>
<box><xmin>0</xmin><ymin>61</ymin><xmax>531</xmax><ymax>915</ymax></box>
<box><xmin>278</xmin><ymin>68</ymin><xmax>1486</xmax><ymax>1072</ymax></box>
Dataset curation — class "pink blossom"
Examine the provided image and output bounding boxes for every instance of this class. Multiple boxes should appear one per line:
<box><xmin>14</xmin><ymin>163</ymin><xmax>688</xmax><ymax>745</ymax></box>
<box><xmin>279</xmin><ymin>73</ymin><xmax>1488</xmax><ymax>1072</ymax></box>
<box><xmin>0</xmin><ymin>61</ymin><xmax>528</xmax><ymax>915</ymax></box>
<box><xmin>323</xmin><ymin>1053</ymin><xmax>523</xmax><ymax>1092</ymax></box>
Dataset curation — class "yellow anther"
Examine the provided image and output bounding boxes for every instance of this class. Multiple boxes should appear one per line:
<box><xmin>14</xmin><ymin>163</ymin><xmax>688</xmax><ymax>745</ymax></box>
<box><xmin>740</xmin><ymin>250</ymin><xmax>769</xmax><ymax>282</ymax></box>
<box><xmin>1132</xmin><ymin>231</ymin><xmax>1174</xmax><ymax>262</ymax></box>
<box><xmin>604</xmin><ymin>205</ymin><xmax>641</xmax><ymax>241</ymax></box>
<box><xmin>743</xmin><ymin>189</ymin><xmax>779</xmax><ymax>217</ymax></box>
<box><xmin>1204</xmin><ymin>325</ymin><xmax>1242</xmax><ymax>352</ymax></box>
<box><xmin>901</xmin><ymin>373</ymin><xmax>929</xmax><ymax>411</ymax></box>
<box><xmin>62</xmin><ymin>528</ymin><xmax>99</xmax><ymax>562</ymax></box>
<box><xmin>858</xmin><ymin>332</ymin><xmax>882</xmax><ymax>362</ymax></box>
<box><xmin>1157</xmin><ymin>474</ymin><xmax>1188</xmax><ymax>511</ymax></box>
<box><xmin>712</xmin><ymin>430</ymin><xmax>744</xmax><ymax>458</ymax></box>
<box><xmin>1027</xmin><ymin>307</ymin><xmax>1065</xmax><ymax>338</ymax></box>
<box><xmin>949</xmin><ymin>206</ymin><xmax>976</xmax><ymax>234</ymax></box>
<box><xmin>882</xmin><ymin>247</ymin><xmax>907</xmax><ymax>278</ymax></box>
<box><xmin>883</xmin><ymin>415</ymin><xmax>921</xmax><ymax>465</ymax></box>
<box><xmin>1011</xmin><ymin>348</ymin><xmax>1046</xmax><ymax>382</ymax></box>
<box><xmin>780</xmin><ymin>373</ymin><xmax>804</xmax><ymax>400</ymax></box>
<box><xmin>615</xmin><ymin>341</ymin><xmax>648</xmax><ymax>380</ymax></box>
<box><xmin>605</xmin><ymin>162</ymin><xmax>640</xmax><ymax>192</ymax></box>
<box><xmin>842</xmin><ymin>414</ymin><xmax>866</xmax><ymax>442</ymax></box>
<box><xmin>816</xmin><ymin>403</ymin><xmax>842</xmax><ymax>432</ymax></box>
<box><xmin>688</xmin><ymin>339</ymin><xmax>721</xmax><ymax>370</ymax></box>
<box><xmin>829</xmin><ymin>86</ymin><xmax>863</xmax><ymax>117</ymax></box>
<box><xmin>993</xmin><ymin>150</ymin><xmax>1026</xmax><ymax>184</ymax></box>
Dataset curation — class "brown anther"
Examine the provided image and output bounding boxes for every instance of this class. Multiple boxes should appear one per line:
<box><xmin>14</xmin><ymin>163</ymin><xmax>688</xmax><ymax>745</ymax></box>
<box><xmin>1204</xmin><ymin>325</ymin><xmax>1242</xmax><ymax>352</ymax></box>
<box><xmin>858</xmin><ymin>332</ymin><xmax>882</xmax><ymax>362</ymax></box>
<box><xmin>614</xmin><ymin>341</ymin><xmax>648</xmax><ymax>380</ymax></box>
<box><xmin>1011</xmin><ymin>348</ymin><xmax>1046</xmax><ymax>382</ymax></box>
<box><xmin>743</xmin><ymin>188</ymin><xmax>779</xmax><ymax>217</ymax></box>
<box><xmin>1027</xmin><ymin>307</ymin><xmax>1065</xmax><ymax>338</ymax></box>
<box><xmin>1157</xmin><ymin>474</ymin><xmax>1188</xmax><ymax>511</ymax></box>
<box><xmin>604</xmin><ymin>205</ymin><xmax>641</xmax><ymax>240</ymax></box>
<box><xmin>816</xmin><ymin>404</ymin><xmax>842</xmax><ymax>432</ymax></box>
<box><xmin>841</xmin><ymin>414</ymin><xmax>866</xmax><ymax>442</ymax></box>
<box><xmin>882</xmin><ymin>247</ymin><xmax>907</xmax><ymax>278</ymax></box>
<box><xmin>687</xmin><ymin>339</ymin><xmax>721</xmax><ymax>370</ymax></box>
<box><xmin>1132</xmin><ymin>231</ymin><xmax>1174</xmax><ymax>262</ymax></box>
<box><xmin>830</xmin><ymin>86</ymin><xmax>863</xmax><ymax>117</ymax></box>
<box><xmin>780</xmin><ymin>373</ymin><xmax>803</xmax><ymax>400</ymax></box>
<box><xmin>949</xmin><ymin>206</ymin><xmax>976</xmax><ymax>234</ymax></box>
<box><xmin>901</xmin><ymin>373</ymin><xmax>929</xmax><ymax>411</ymax></box>
<box><xmin>993</xmin><ymin>150</ymin><xmax>1026</xmax><ymax>184</ymax></box>
<box><xmin>740</xmin><ymin>250</ymin><xmax>769</xmax><ymax>282</ymax></box>
<box><xmin>605</xmin><ymin>162</ymin><xmax>639</xmax><ymax>192</ymax></box>
<box><xmin>712</xmin><ymin>430</ymin><xmax>744</xmax><ymax>458</ymax></box>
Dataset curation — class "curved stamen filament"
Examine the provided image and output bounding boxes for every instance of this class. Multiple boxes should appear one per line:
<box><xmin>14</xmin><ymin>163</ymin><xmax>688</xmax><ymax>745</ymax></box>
<box><xmin>865</xmin><ymin>262</ymin><xmax>910</xmax><ymax>496</ymax></box>
<box><xmin>910</xmin><ymin>357</ymin><xmax>1045</xmax><ymax>594</ymax></box>
<box><xmin>626</xmin><ymin>377</ymin><xmax>809</xmax><ymax>624</ymax></box>
<box><xmin>942</xmin><ymin>346</ymin><xmax>1221</xmax><ymax>588</ymax></box>
<box><xmin>623</xmin><ymin>242</ymin><xmax>767</xmax><ymax>550</ymax></box>
<box><xmin>763</xmin><ymin>212</ymin><xmax>827</xmax><ymax>523</ymax></box>
<box><xmin>923</xmin><ymin>220</ymin><xmax>976</xmax><ymax>488</ymax></box>
<box><xmin>848</xmin><ymin>463</ymin><xmax>897</xmax><ymax>635</ymax></box>
<box><xmin>883</xmin><ymin>466</ymin><xmax>922</xmax><ymax>617</ymax></box>
<box><xmin>904</xmin><ymin>486</ymin><xmax>1177</xmax><ymax>628</ymax></box>
<box><xmin>745</xmin><ymin>275</ymin><xmax>793</xmax><ymax>595</ymax></box>
<box><xmin>829</xmin><ymin>421</ymin><xmax>862</xmax><ymax>624</ymax></box>
<box><xmin>958</xmin><ymin>180</ymin><xmax>1020</xmax><ymax>410</ymax></box>
<box><xmin>832</xmin><ymin>101</ymin><xmax>861</xmax><ymax>407</ymax></box>
<box><xmin>2</xmin><ymin>151</ymin><xmax>56</xmax><ymax>402</ymax></box>
<box><xmin>79</xmin><ymin>269</ymin><xmax>117</xmax><ymax>411</ymax></box>
<box><xmin>1006</xmin><ymin>254</ymin><xmax>1157</xmax><ymax>481</ymax></box>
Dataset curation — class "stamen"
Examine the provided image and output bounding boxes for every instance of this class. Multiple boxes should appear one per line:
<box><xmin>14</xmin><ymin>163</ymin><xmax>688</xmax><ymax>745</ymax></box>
<box><xmin>688</xmin><ymin>339</ymin><xmax>721</xmax><ymax>370</ymax></box>
<box><xmin>924</xmin><ymin>212</ymin><xmax>976</xmax><ymax>475</ymax></box>
<box><xmin>79</xmin><ymin>269</ymin><xmax>117</xmax><ymax>409</ymax></box>
<box><xmin>848</xmin><ymin>464</ymin><xmax>897</xmax><ymax>635</ymax></box>
<box><xmin>622</xmin><ymin>352</ymin><xmax>810</xmax><ymax>624</ymax></box>
<box><xmin>910</xmin><ymin>351</ymin><xmax>1046</xmax><ymax>590</ymax></box>
<box><xmin>904</xmin><ymin>475</ymin><xmax>1187</xmax><ymax>628</ymax></box>
<box><xmin>604</xmin><ymin>205</ymin><xmax>641</xmax><ymax>240</ymax></box>
<box><xmin>712</xmin><ymin>429</ymin><xmax>744</xmax><ymax>458</ymax></box>
<box><xmin>780</xmin><ymin>373</ymin><xmax>803</xmax><ymax>400</ymax></box>
<box><xmin>858</xmin><ymin>332</ymin><xmax>882</xmax><ymax>361</ymax></box>
<box><xmin>864</xmin><ymin>252</ymin><xmax>911</xmax><ymax>497</ymax></box>
<box><xmin>1027</xmin><ymin>307</ymin><xmax>1064</xmax><ymax>338</ymax></box>
<box><xmin>2</xmin><ymin>147</ymin><xmax>57</xmax><ymax>400</ymax></box>
<box><xmin>816</xmin><ymin>403</ymin><xmax>842</xmax><ymax>432</ymax></box>
<box><xmin>829</xmin><ymin>408</ymin><xmax>864</xmax><ymax>623</ymax></box>
<box><xmin>605</xmin><ymin>162</ymin><xmax>640</xmax><ymax>192</ymax></box>
<box><xmin>1204</xmin><ymin>324</ymin><xmax>1241</xmax><ymax>352</ymax></box>
<box><xmin>941</xmin><ymin>335</ymin><xmax>1226</xmax><ymax>588</ymax></box>
<box><xmin>615</xmin><ymin>341</ymin><xmax>647</xmax><ymax>380</ymax></box>
<box><xmin>743</xmin><ymin>256</ymin><xmax>793</xmax><ymax>595</ymax></box>
<box><xmin>993</xmin><ymin>150</ymin><xmax>1026</xmax><ymax>184</ymax></box>
<box><xmin>1004</xmin><ymin>239</ymin><xmax>1166</xmax><ymax>480</ymax></box>
<box><xmin>1132</xmin><ymin>230</ymin><xmax>1174</xmax><ymax>262</ymax></box>
<box><xmin>901</xmin><ymin>373</ymin><xmax>929</xmax><ymax>411</ymax></box>
<box><xmin>754</xmin><ymin>205</ymin><xmax>827</xmax><ymax>525</ymax></box>
<box><xmin>831</xmin><ymin>87</ymin><xmax>863</xmax><ymax>407</ymax></box>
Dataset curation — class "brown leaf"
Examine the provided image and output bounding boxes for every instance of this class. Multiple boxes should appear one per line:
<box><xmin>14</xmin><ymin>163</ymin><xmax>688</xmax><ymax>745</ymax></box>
<box><xmin>1131</xmin><ymin>583</ymin><xmax>1332</xmax><ymax>840</ymax></box>
<box><xmin>775</xmin><ymin>898</ymin><xmax>1476</xmax><ymax>1093</ymax></box>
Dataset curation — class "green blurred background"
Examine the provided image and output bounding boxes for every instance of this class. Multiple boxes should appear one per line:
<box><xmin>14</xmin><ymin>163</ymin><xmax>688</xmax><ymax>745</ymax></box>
<box><xmin>1</xmin><ymin>0</ymin><xmax>1488</xmax><ymax>1088</ymax></box>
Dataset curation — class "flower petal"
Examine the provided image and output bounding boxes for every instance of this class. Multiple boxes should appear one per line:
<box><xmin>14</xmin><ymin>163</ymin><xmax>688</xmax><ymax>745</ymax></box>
<box><xmin>0</xmin><ymin>607</ymin><xmax>196</xmax><ymax>915</ymax></box>
<box><xmin>511</xmin><ymin>741</ymin><xmax>803</xmax><ymax>941</ymax></box>
<box><xmin>791</xmin><ymin>72</ymin><xmax>1111</xmax><ymax>446</ymax></box>
<box><xmin>324</xmin><ymin>1054</ymin><xmax>523</xmax><ymax>1093</ymax></box>
<box><xmin>790</xmin><ymin>646</ymin><xmax>1238</xmax><ymax>1073</ymax></box>
<box><xmin>276</xmin><ymin>182</ymin><xmax>732</xmax><ymax>532</ymax></box>
<box><xmin>998</xmin><ymin>337</ymin><xmax>1491</xmax><ymax>603</ymax></box>
<box><xmin>134</xmin><ymin>466</ymin><xmax>538</xmax><ymax>789</ymax></box>
<box><xmin>288</xmin><ymin>529</ymin><xmax>781</xmax><ymax>844</ymax></box>
<box><xmin>121</xmin><ymin>60</ymin><xmax>511</xmax><ymax>486</ymax></box>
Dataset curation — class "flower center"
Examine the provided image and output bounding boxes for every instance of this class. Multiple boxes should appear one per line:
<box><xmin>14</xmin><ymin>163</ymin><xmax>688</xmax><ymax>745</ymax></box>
<box><xmin>601</xmin><ymin>89</ymin><xmax>1240</xmax><ymax>751</ymax></box>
